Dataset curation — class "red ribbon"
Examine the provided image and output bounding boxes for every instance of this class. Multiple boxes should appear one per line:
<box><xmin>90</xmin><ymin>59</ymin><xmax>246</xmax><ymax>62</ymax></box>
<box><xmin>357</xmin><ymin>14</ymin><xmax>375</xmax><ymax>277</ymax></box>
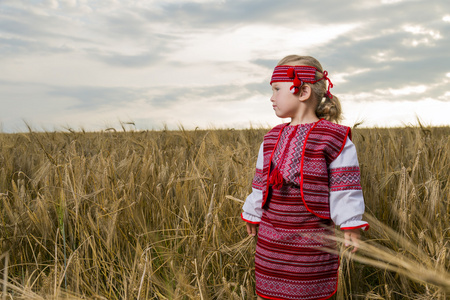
<box><xmin>318</xmin><ymin>70</ymin><xmax>334</xmax><ymax>99</ymax></box>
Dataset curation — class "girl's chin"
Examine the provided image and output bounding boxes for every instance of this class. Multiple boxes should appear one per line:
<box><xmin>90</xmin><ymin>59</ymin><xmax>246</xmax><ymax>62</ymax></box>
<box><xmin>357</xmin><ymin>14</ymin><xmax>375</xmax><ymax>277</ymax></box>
<box><xmin>275</xmin><ymin>113</ymin><xmax>287</xmax><ymax>118</ymax></box>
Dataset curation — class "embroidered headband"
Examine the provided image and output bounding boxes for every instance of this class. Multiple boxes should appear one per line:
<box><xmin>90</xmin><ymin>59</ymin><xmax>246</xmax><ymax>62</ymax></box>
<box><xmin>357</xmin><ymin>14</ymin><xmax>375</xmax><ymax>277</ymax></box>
<box><xmin>270</xmin><ymin>65</ymin><xmax>334</xmax><ymax>99</ymax></box>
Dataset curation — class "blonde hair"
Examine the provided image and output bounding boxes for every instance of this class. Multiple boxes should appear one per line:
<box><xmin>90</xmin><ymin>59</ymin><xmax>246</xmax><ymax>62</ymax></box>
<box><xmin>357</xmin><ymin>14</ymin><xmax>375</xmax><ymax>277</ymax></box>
<box><xmin>277</xmin><ymin>55</ymin><xmax>342</xmax><ymax>123</ymax></box>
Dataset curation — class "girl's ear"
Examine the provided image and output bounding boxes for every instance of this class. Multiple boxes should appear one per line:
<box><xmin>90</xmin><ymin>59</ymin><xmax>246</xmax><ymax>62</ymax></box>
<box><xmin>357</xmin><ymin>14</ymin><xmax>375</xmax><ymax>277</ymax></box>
<box><xmin>298</xmin><ymin>84</ymin><xmax>312</xmax><ymax>102</ymax></box>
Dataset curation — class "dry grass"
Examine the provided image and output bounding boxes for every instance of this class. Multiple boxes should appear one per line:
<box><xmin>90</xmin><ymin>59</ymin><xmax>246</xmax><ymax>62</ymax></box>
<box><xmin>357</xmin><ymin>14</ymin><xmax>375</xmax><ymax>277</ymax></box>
<box><xmin>0</xmin><ymin>125</ymin><xmax>449</xmax><ymax>299</ymax></box>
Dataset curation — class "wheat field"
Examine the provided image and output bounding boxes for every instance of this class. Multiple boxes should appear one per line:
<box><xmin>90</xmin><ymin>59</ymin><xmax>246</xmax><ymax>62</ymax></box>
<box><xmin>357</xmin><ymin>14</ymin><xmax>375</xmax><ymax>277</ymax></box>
<box><xmin>0</xmin><ymin>125</ymin><xmax>449</xmax><ymax>299</ymax></box>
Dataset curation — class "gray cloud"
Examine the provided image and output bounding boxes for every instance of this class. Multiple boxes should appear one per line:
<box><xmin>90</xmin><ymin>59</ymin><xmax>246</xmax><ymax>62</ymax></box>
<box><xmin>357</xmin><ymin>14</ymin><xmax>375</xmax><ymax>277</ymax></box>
<box><xmin>148</xmin><ymin>82</ymin><xmax>266</xmax><ymax>107</ymax></box>
<box><xmin>0</xmin><ymin>0</ymin><xmax>449</xmax><ymax>131</ymax></box>
<box><xmin>48</xmin><ymin>86</ymin><xmax>139</xmax><ymax>109</ymax></box>
<box><xmin>0</xmin><ymin>2</ymin><xmax>176</xmax><ymax>67</ymax></box>
<box><xmin>85</xmin><ymin>48</ymin><xmax>164</xmax><ymax>68</ymax></box>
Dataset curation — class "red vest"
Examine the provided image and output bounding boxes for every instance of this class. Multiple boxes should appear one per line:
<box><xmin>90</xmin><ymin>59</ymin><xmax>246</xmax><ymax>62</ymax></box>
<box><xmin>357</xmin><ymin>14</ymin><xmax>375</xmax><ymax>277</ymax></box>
<box><xmin>261</xmin><ymin>119</ymin><xmax>351</xmax><ymax>219</ymax></box>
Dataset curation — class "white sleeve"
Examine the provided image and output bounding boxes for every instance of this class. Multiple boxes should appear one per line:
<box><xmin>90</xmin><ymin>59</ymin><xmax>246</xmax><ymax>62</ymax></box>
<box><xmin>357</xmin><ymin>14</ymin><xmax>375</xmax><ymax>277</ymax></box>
<box><xmin>241</xmin><ymin>142</ymin><xmax>264</xmax><ymax>224</ymax></box>
<box><xmin>329</xmin><ymin>138</ymin><xmax>369</xmax><ymax>231</ymax></box>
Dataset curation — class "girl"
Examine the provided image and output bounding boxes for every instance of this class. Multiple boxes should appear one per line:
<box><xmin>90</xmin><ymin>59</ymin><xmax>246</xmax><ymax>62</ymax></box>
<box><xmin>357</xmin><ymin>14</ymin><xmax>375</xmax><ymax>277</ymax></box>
<box><xmin>241</xmin><ymin>55</ymin><xmax>369</xmax><ymax>300</ymax></box>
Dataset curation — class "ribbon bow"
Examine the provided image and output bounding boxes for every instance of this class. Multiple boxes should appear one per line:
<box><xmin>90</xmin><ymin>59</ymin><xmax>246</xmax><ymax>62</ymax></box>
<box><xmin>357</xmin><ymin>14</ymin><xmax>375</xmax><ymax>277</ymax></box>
<box><xmin>287</xmin><ymin>67</ymin><xmax>303</xmax><ymax>94</ymax></box>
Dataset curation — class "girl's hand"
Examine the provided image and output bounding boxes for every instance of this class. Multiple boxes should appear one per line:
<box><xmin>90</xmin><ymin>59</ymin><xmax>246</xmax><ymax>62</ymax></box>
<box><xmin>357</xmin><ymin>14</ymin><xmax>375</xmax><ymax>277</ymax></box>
<box><xmin>246</xmin><ymin>222</ymin><xmax>259</xmax><ymax>236</ymax></box>
<box><xmin>344</xmin><ymin>228</ymin><xmax>361</xmax><ymax>253</ymax></box>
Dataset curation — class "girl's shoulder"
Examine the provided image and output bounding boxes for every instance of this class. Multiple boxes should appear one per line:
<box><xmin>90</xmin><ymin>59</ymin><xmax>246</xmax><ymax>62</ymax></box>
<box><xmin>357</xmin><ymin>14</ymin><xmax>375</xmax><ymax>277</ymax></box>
<box><xmin>264</xmin><ymin>123</ymin><xmax>286</xmax><ymax>137</ymax></box>
<box><xmin>315</xmin><ymin>119</ymin><xmax>351</xmax><ymax>135</ymax></box>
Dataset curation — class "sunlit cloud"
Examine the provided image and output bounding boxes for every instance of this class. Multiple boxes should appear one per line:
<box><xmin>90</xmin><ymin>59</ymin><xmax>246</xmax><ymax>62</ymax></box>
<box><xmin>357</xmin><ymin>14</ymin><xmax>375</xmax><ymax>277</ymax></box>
<box><xmin>381</xmin><ymin>0</ymin><xmax>404</xmax><ymax>4</ymax></box>
<box><xmin>170</xmin><ymin>23</ymin><xmax>359</xmax><ymax>64</ymax></box>
<box><xmin>371</xmin><ymin>51</ymin><xmax>405</xmax><ymax>62</ymax></box>
<box><xmin>376</xmin><ymin>85</ymin><xmax>427</xmax><ymax>96</ymax></box>
<box><xmin>403</xmin><ymin>25</ymin><xmax>442</xmax><ymax>40</ymax></box>
<box><xmin>333</xmin><ymin>69</ymin><xmax>372</xmax><ymax>84</ymax></box>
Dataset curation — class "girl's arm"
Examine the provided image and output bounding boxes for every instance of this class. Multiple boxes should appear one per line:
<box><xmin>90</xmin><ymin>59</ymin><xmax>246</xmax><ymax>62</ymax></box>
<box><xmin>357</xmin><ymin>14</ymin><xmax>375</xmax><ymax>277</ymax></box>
<box><xmin>241</xmin><ymin>142</ymin><xmax>264</xmax><ymax>227</ymax></box>
<box><xmin>329</xmin><ymin>138</ymin><xmax>369</xmax><ymax>231</ymax></box>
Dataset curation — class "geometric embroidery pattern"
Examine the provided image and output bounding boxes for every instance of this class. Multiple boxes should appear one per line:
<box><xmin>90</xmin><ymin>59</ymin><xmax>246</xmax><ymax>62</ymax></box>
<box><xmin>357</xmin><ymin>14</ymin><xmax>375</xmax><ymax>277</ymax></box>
<box><xmin>299</xmin><ymin>121</ymin><xmax>350</xmax><ymax>218</ymax></box>
<box><xmin>255</xmin><ymin>125</ymin><xmax>339</xmax><ymax>300</ymax></box>
<box><xmin>256</xmin><ymin>184</ymin><xmax>339</xmax><ymax>300</ymax></box>
<box><xmin>329</xmin><ymin>166</ymin><xmax>362</xmax><ymax>192</ymax></box>
<box><xmin>252</xmin><ymin>168</ymin><xmax>265</xmax><ymax>190</ymax></box>
<box><xmin>271</xmin><ymin>124</ymin><xmax>311</xmax><ymax>186</ymax></box>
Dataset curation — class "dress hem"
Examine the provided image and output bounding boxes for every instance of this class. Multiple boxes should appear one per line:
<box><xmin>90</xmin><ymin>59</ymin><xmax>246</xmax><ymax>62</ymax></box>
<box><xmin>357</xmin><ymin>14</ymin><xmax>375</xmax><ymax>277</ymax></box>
<box><xmin>256</xmin><ymin>286</ymin><xmax>337</xmax><ymax>300</ymax></box>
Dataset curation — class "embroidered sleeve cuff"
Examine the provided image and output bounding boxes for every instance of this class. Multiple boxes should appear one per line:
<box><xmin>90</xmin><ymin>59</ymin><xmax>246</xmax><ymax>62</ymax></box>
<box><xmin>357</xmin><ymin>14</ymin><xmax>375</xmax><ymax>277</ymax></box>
<box><xmin>340</xmin><ymin>220</ymin><xmax>369</xmax><ymax>231</ymax></box>
<box><xmin>241</xmin><ymin>212</ymin><xmax>261</xmax><ymax>224</ymax></box>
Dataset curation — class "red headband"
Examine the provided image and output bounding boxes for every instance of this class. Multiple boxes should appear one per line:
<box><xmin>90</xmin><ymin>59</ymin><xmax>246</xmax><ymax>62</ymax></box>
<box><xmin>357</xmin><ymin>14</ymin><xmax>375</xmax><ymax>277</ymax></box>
<box><xmin>270</xmin><ymin>65</ymin><xmax>334</xmax><ymax>98</ymax></box>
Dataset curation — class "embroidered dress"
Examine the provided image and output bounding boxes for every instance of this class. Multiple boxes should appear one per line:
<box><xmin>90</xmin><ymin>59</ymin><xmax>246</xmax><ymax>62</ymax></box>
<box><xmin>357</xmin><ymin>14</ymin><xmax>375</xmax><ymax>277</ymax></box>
<box><xmin>242</xmin><ymin>120</ymin><xmax>368</xmax><ymax>300</ymax></box>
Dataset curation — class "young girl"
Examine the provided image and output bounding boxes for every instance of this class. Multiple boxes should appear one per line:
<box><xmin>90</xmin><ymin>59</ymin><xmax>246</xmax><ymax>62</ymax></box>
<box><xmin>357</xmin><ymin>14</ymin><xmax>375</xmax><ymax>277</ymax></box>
<box><xmin>241</xmin><ymin>55</ymin><xmax>369</xmax><ymax>300</ymax></box>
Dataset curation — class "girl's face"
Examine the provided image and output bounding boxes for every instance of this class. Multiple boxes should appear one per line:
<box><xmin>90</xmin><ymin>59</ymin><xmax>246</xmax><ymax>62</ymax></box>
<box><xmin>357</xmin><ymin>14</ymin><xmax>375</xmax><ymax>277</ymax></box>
<box><xmin>270</xmin><ymin>82</ymin><xmax>301</xmax><ymax>119</ymax></box>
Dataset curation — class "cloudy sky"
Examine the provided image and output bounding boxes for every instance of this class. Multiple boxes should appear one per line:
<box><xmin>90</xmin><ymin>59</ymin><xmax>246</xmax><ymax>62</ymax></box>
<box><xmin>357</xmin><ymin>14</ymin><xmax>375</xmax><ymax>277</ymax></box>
<box><xmin>1</xmin><ymin>0</ymin><xmax>449</xmax><ymax>132</ymax></box>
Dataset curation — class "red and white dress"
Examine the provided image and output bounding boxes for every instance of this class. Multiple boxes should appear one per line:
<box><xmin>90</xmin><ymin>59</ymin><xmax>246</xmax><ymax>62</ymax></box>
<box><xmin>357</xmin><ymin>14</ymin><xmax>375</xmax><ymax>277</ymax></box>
<box><xmin>242</xmin><ymin>120</ymin><xmax>368</xmax><ymax>300</ymax></box>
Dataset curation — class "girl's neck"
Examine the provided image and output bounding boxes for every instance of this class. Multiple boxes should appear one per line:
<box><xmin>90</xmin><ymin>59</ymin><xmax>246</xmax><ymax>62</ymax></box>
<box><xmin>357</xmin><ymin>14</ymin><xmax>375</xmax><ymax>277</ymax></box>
<box><xmin>289</xmin><ymin>112</ymin><xmax>319</xmax><ymax>126</ymax></box>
